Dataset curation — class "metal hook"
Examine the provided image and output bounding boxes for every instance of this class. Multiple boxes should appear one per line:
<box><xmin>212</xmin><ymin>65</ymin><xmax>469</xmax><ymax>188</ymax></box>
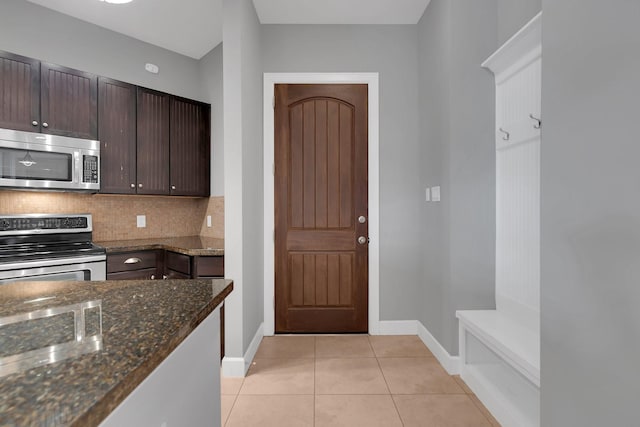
<box><xmin>529</xmin><ymin>113</ymin><xmax>541</xmax><ymax>129</ymax></box>
<box><xmin>499</xmin><ymin>127</ymin><xmax>510</xmax><ymax>141</ymax></box>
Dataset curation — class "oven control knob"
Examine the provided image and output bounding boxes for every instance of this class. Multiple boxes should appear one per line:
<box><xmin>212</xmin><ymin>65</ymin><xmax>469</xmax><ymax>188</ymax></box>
<box><xmin>61</xmin><ymin>218</ymin><xmax>71</xmax><ymax>228</ymax></box>
<box><xmin>0</xmin><ymin>219</ymin><xmax>10</xmax><ymax>230</ymax></box>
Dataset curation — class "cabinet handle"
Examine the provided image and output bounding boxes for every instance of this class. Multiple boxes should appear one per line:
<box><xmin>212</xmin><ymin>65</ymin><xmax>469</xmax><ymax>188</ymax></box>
<box><xmin>130</xmin><ymin>184</ymin><xmax>135</xmax><ymax>189</ymax></box>
<box><xmin>31</xmin><ymin>120</ymin><xmax>38</xmax><ymax>126</ymax></box>
<box><xmin>138</xmin><ymin>183</ymin><xmax>143</xmax><ymax>188</ymax></box>
<box><xmin>163</xmin><ymin>275</ymin><xmax>168</xmax><ymax>280</ymax></box>
<box><xmin>124</xmin><ymin>257</ymin><xmax>141</xmax><ymax>264</ymax></box>
<box><xmin>42</xmin><ymin>122</ymin><xmax>49</xmax><ymax>128</ymax></box>
<box><xmin>151</xmin><ymin>275</ymin><xmax>156</xmax><ymax>280</ymax></box>
<box><xmin>171</xmin><ymin>185</ymin><xmax>176</xmax><ymax>190</ymax></box>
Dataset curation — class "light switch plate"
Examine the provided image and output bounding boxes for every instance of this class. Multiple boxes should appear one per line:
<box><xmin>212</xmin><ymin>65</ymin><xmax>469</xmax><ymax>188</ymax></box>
<box><xmin>431</xmin><ymin>186</ymin><xmax>441</xmax><ymax>202</ymax></box>
<box><xmin>207</xmin><ymin>215</ymin><xmax>212</xmax><ymax>228</ymax></box>
<box><xmin>425</xmin><ymin>187</ymin><xmax>431</xmax><ymax>202</ymax></box>
<box><xmin>136</xmin><ymin>215</ymin><xmax>146</xmax><ymax>228</ymax></box>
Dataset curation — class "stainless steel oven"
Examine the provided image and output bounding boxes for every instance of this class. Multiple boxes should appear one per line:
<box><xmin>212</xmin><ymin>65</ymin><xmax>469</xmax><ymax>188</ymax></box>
<box><xmin>0</xmin><ymin>214</ymin><xmax>106</xmax><ymax>284</ymax></box>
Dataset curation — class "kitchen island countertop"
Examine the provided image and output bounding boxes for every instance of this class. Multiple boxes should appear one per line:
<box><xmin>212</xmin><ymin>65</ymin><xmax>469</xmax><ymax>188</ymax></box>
<box><xmin>0</xmin><ymin>278</ymin><xmax>232</xmax><ymax>426</ymax></box>
<box><xmin>95</xmin><ymin>235</ymin><xmax>224</xmax><ymax>256</ymax></box>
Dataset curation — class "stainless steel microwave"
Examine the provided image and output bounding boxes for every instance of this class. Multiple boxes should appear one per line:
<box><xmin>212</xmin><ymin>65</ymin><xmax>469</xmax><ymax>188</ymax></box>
<box><xmin>0</xmin><ymin>128</ymin><xmax>100</xmax><ymax>192</ymax></box>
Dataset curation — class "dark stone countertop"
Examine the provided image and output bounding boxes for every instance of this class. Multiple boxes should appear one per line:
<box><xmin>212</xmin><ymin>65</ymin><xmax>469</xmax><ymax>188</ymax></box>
<box><xmin>0</xmin><ymin>278</ymin><xmax>233</xmax><ymax>427</ymax></box>
<box><xmin>95</xmin><ymin>236</ymin><xmax>224</xmax><ymax>256</ymax></box>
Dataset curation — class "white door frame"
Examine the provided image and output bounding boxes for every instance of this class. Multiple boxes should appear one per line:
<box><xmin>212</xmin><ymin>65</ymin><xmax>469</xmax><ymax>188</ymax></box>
<box><xmin>263</xmin><ymin>72</ymin><xmax>380</xmax><ymax>336</ymax></box>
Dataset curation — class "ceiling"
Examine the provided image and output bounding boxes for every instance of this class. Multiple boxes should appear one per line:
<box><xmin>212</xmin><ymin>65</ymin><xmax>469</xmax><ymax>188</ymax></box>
<box><xmin>253</xmin><ymin>0</ymin><xmax>431</xmax><ymax>25</ymax></box>
<box><xmin>25</xmin><ymin>0</ymin><xmax>431</xmax><ymax>60</ymax></box>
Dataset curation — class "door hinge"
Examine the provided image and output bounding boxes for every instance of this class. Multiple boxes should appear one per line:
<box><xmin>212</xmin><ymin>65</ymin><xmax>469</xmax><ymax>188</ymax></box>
<box><xmin>272</xmin><ymin>96</ymin><xmax>276</xmax><ymax>109</ymax></box>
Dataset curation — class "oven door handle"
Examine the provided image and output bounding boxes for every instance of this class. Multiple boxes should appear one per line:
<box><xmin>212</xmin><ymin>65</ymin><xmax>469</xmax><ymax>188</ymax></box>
<box><xmin>124</xmin><ymin>258</ymin><xmax>142</xmax><ymax>265</ymax></box>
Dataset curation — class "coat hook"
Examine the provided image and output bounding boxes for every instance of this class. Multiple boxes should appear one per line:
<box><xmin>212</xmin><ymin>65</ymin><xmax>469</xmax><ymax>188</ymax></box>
<box><xmin>529</xmin><ymin>113</ymin><xmax>541</xmax><ymax>129</ymax></box>
<box><xmin>499</xmin><ymin>127</ymin><xmax>510</xmax><ymax>141</ymax></box>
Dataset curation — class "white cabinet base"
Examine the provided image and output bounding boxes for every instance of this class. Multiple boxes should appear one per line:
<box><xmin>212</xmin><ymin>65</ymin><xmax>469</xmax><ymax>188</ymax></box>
<box><xmin>457</xmin><ymin>310</ymin><xmax>539</xmax><ymax>427</ymax></box>
<box><xmin>101</xmin><ymin>307</ymin><xmax>221</xmax><ymax>427</ymax></box>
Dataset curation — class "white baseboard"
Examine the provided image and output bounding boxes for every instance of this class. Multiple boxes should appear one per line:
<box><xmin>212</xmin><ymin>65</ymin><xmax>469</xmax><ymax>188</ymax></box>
<box><xmin>377</xmin><ymin>320</ymin><xmax>459</xmax><ymax>375</ymax></box>
<box><xmin>221</xmin><ymin>322</ymin><xmax>264</xmax><ymax>377</ymax></box>
<box><xmin>416</xmin><ymin>321</ymin><xmax>460</xmax><ymax>375</ymax></box>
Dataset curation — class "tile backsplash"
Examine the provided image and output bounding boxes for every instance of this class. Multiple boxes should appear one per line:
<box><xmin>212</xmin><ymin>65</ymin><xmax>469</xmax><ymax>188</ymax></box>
<box><xmin>0</xmin><ymin>191</ymin><xmax>224</xmax><ymax>241</ymax></box>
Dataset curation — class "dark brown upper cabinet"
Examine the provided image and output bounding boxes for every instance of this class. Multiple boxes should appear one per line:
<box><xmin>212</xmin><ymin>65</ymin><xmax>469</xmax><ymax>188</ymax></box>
<box><xmin>136</xmin><ymin>87</ymin><xmax>170</xmax><ymax>195</ymax></box>
<box><xmin>40</xmin><ymin>63</ymin><xmax>98</xmax><ymax>139</ymax></box>
<box><xmin>0</xmin><ymin>51</ymin><xmax>98</xmax><ymax>139</ymax></box>
<box><xmin>170</xmin><ymin>97</ymin><xmax>210</xmax><ymax>196</ymax></box>
<box><xmin>98</xmin><ymin>77</ymin><xmax>137</xmax><ymax>194</ymax></box>
<box><xmin>0</xmin><ymin>51</ymin><xmax>40</xmax><ymax>133</ymax></box>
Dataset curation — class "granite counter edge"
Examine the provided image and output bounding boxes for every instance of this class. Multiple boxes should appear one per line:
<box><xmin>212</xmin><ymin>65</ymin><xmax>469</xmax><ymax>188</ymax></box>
<box><xmin>96</xmin><ymin>243</ymin><xmax>224</xmax><ymax>257</ymax></box>
<box><xmin>72</xmin><ymin>281</ymin><xmax>233</xmax><ymax>427</ymax></box>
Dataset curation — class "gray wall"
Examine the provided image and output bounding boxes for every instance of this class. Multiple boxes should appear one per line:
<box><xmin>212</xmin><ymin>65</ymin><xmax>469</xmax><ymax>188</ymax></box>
<box><xmin>0</xmin><ymin>0</ymin><xmax>203</xmax><ymax>101</ymax></box>
<box><xmin>239</xmin><ymin>1</ymin><xmax>264</xmax><ymax>352</ymax></box>
<box><xmin>199</xmin><ymin>44</ymin><xmax>225</xmax><ymax>196</ymax></box>
<box><xmin>541</xmin><ymin>0</ymin><xmax>640</xmax><ymax>424</ymax></box>
<box><xmin>222</xmin><ymin>0</ymin><xmax>264</xmax><ymax>361</ymax></box>
<box><xmin>497</xmin><ymin>0</ymin><xmax>542</xmax><ymax>45</ymax></box>
<box><xmin>262</xmin><ymin>24</ymin><xmax>423</xmax><ymax>322</ymax></box>
<box><xmin>417</xmin><ymin>0</ymin><xmax>498</xmax><ymax>354</ymax></box>
<box><xmin>417</xmin><ymin>0</ymin><xmax>450</xmax><ymax>350</ymax></box>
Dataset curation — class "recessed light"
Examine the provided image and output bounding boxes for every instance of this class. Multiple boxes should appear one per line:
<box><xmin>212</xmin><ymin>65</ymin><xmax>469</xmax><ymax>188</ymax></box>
<box><xmin>99</xmin><ymin>0</ymin><xmax>133</xmax><ymax>4</ymax></box>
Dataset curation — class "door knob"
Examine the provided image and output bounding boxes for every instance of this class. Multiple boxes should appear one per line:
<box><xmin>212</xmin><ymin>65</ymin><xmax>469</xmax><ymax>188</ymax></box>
<box><xmin>130</xmin><ymin>184</ymin><xmax>135</xmax><ymax>188</ymax></box>
<box><xmin>358</xmin><ymin>236</ymin><xmax>367</xmax><ymax>245</ymax></box>
<box><xmin>358</xmin><ymin>216</ymin><xmax>367</xmax><ymax>224</ymax></box>
<box><xmin>42</xmin><ymin>122</ymin><xmax>49</xmax><ymax>128</ymax></box>
<box><xmin>31</xmin><ymin>120</ymin><xmax>38</xmax><ymax>126</ymax></box>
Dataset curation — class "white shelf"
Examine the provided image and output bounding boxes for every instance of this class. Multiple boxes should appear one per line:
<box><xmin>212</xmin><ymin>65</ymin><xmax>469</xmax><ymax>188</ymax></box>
<box><xmin>457</xmin><ymin>311</ymin><xmax>540</xmax><ymax>427</ymax></box>
<box><xmin>457</xmin><ymin>309</ymin><xmax>539</xmax><ymax>386</ymax></box>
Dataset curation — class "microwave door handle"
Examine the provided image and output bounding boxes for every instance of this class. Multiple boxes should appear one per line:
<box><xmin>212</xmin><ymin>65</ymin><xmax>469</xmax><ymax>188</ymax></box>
<box><xmin>74</xmin><ymin>152</ymin><xmax>80</xmax><ymax>184</ymax></box>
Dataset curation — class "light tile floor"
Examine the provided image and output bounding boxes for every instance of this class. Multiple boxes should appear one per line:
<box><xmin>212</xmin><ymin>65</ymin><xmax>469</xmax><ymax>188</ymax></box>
<box><xmin>221</xmin><ymin>335</ymin><xmax>501</xmax><ymax>427</ymax></box>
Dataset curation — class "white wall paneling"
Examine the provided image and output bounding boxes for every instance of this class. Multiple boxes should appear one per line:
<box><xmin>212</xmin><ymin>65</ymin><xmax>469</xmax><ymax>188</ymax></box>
<box><xmin>457</xmin><ymin>12</ymin><xmax>541</xmax><ymax>427</ymax></box>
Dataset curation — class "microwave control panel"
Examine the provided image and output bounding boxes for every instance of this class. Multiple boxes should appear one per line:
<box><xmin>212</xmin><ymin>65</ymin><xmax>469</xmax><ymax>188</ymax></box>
<box><xmin>83</xmin><ymin>155</ymin><xmax>99</xmax><ymax>183</ymax></box>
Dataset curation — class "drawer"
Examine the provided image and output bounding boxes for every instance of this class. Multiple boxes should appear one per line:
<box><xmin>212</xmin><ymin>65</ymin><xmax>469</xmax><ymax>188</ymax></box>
<box><xmin>107</xmin><ymin>251</ymin><xmax>158</xmax><ymax>273</ymax></box>
<box><xmin>165</xmin><ymin>251</ymin><xmax>191</xmax><ymax>275</ymax></box>
<box><xmin>195</xmin><ymin>256</ymin><xmax>224</xmax><ymax>277</ymax></box>
<box><xmin>107</xmin><ymin>268</ymin><xmax>158</xmax><ymax>281</ymax></box>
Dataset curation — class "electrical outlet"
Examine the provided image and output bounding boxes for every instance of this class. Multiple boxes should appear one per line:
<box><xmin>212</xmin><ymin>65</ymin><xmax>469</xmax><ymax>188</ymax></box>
<box><xmin>207</xmin><ymin>215</ymin><xmax>212</xmax><ymax>228</ymax></box>
<box><xmin>136</xmin><ymin>215</ymin><xmax>146</xmax><ymax>228</ymax></box>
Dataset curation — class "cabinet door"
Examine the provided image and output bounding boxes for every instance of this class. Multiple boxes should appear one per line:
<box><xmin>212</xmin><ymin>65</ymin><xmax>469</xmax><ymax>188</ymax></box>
<box><xmin>40</xmin><ymin>62</ymin><xmax>98</xmax><ymax>139</ymax></box>
<box><xmin>0</xmin><ymin>51</ymin><xmax>40</xmax><ymax>132</ymax></box>
<box><xmin>98</xmin><ymin>78</ymin><xmax>137</xmax><ymax>194</ymax></box>
<box><xmin>137</xmin><ymin>88</ymin><xmax>170</xmax><ymax>195</ymax></box>
<box><xmin>193</xmin><ymin>256</ymin><xmax>224</xmax><ymax>278</ymax></box>
<box><xmin>170</xmin><ymin>97</ymin><xmax>211</xmax><ymax>196</ymax></box>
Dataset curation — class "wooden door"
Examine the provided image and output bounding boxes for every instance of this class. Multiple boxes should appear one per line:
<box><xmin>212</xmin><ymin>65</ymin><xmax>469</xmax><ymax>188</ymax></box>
<box><xmin>170</xmin><ymin>97</ymin><xmax>211</xmax><ymax>196</ymax></box>
<box><xmin>98</xmin><ymin>77</ymin><xmax>137</xmax><ymax>194</ymax></box>
<box><xmin>0</xmin><ymin>51</ymin><xmax>40</xmax><ymax>132</ymax></box>
<box><xmin>41</xmin><ymin>62</ymin><xmax>98</xmax><ymax>139</ymax></box>
<box><xmin>275</xmin><ymin>84</ymin><xmax>368</xmax><ymax>333</ymax></box>
<box><xmin>137</xmin><ymin>87</ymin><xmax>170</xmax><ymax>195</ymax></box>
